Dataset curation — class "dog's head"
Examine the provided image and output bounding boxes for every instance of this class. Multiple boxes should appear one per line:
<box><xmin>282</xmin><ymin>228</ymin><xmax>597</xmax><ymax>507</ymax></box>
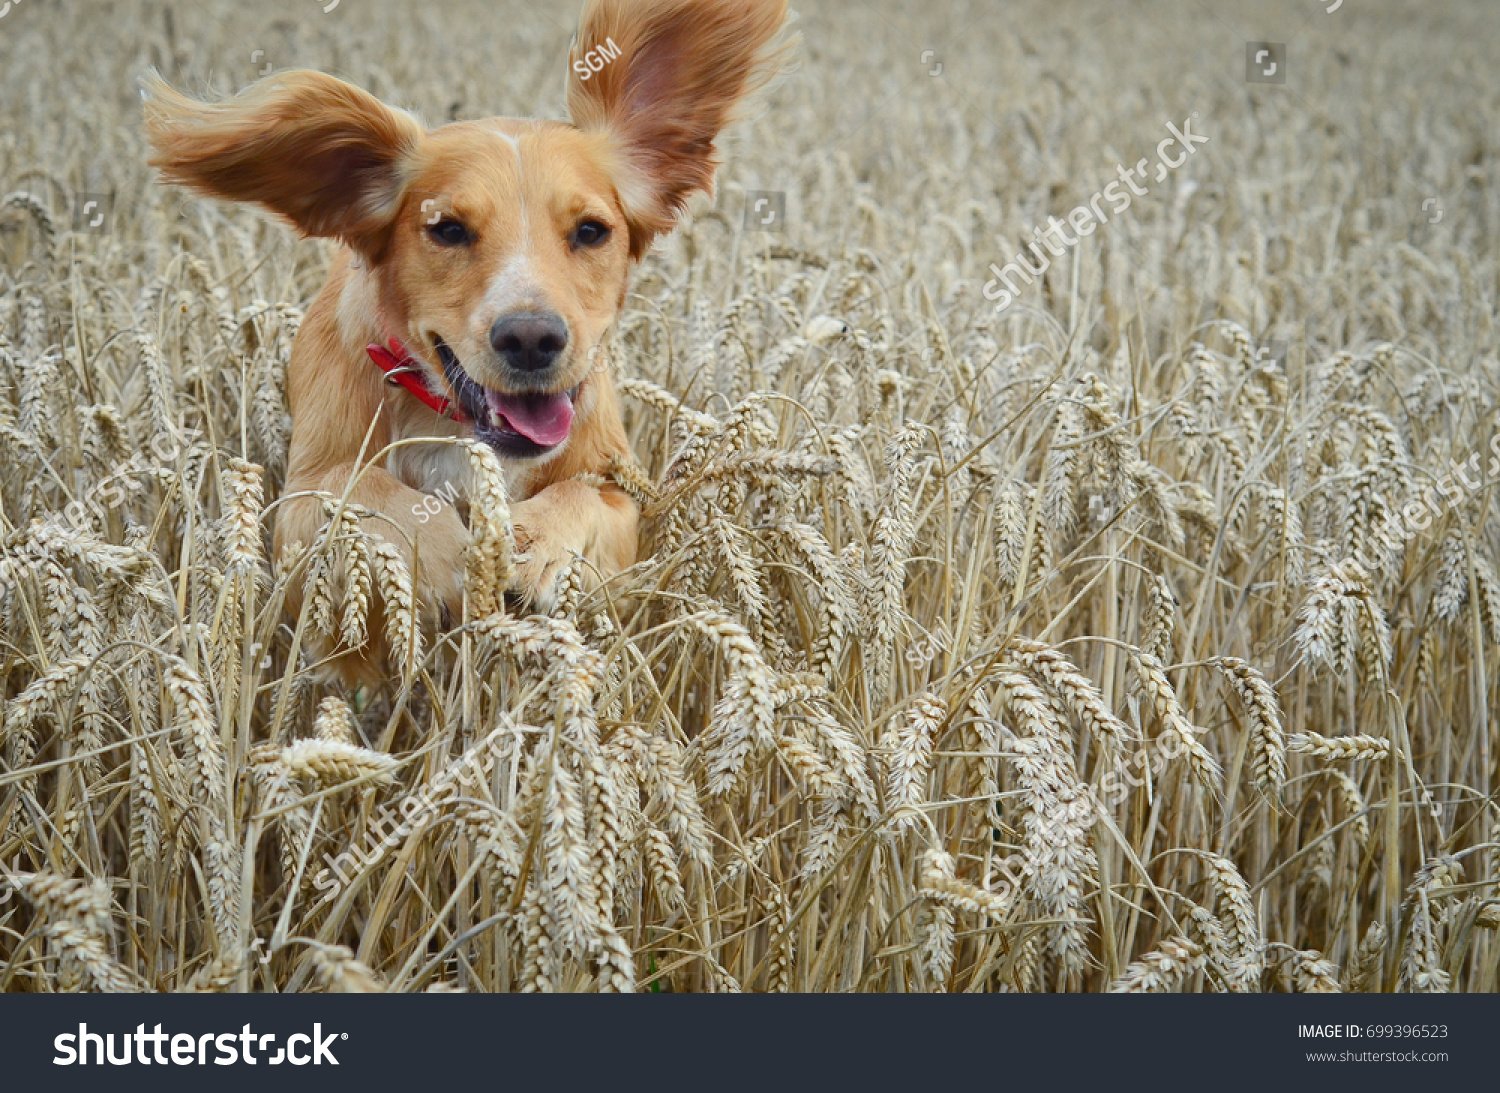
<box><xmin>144</xmin><ymin>0</ymin><xmax>788</xmax><ymax>460</ymax></box>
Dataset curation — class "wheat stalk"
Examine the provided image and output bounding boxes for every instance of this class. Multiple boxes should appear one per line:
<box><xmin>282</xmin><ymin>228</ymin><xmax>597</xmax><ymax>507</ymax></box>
<box><xmin>1130</xmin><ymin>652</ymin><xmax>1222</xmax><ymax>791</ymax></box>
<box><xmin>1213</xmin><ymin>657</ymin><xmax>1286</xmax><ymax>797</ymax></box>
<box><xmin>281</xmin><ymin>738</ymin><xmax>398</xmax><ymax>786</ymax></box>
<box><xmin>1290</xmin><ymin>732</ymin><xmax>1390</xmax><ymax>762</ymax></box>
<box><xmin>15</xmin><ymin>874</ymin><xmax>145</xmax><ymax>993</ymax></box>
<box><xmin>1201</xmin><ymin>853</ymin><xmax>1263</xmax><ymax>992</ymax></box>
<box><xmin>1108</xmin><ymin>938</ymin><xmax>1205</xmax><ymax>993</ymax></box>
<box><xmin>1009</xmin><ymin>637</ymin><xmax>1129</xmax><ymax>748</ymax></box>
<box><xmin>884</xmin><ymin>692</ymin><xmax>946</xmax><ymax>831</ymax></box>
<box><xmin>1343</xmin><ymin>920</ymin><xmax>1387</xmax><ymax>992</ymax></box>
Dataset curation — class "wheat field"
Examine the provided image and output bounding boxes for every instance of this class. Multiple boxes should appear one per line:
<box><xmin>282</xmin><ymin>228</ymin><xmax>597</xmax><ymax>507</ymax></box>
<box><xmin>1</xmin><ymin>0</ymin><xmax>1497</xmax><ymax>993</ymax></box>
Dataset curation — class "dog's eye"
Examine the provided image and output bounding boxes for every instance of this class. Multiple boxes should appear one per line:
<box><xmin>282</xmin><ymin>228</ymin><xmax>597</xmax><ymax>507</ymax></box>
<box><xmin>427</xmin><ymin>218</ymin><xmax>473</xmax><ymax>246</ymax></box>
<box><xmin>571</xmin><ymin>219</ymin><xmax>611</xmax><ymax>249</ymax></box>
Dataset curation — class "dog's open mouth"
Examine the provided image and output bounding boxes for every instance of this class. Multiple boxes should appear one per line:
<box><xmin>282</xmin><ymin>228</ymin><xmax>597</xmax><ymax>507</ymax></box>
<box><xmin>434</xmin><ymin>338</ymin><xmax>578</xmax><ymax>458</ymax></box>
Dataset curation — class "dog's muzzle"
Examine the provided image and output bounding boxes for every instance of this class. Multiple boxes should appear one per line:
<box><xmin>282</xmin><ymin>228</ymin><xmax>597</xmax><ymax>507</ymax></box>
<box><xmin>434</xmin><ymin>338</ymin><xmax>579</xmax><ymax>458</ymax></box>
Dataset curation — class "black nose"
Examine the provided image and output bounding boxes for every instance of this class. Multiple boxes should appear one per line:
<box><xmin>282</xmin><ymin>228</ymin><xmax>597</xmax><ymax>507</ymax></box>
<box><xmin>489</xmin><ymin>311</ymin><xmax>568</xmax><ymax>372</ymax></box>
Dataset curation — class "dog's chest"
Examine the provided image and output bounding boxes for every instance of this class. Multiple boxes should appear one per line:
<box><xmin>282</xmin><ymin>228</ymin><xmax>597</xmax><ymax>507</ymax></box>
<box><xmin>386</xmin><ymin>420</ymin><xmax>529</xmax><ymax>508</ymax></box>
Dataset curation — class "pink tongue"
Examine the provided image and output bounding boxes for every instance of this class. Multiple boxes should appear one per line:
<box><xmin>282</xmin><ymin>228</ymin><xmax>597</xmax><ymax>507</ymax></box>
<box><xmin>486</xmin><ymin>389</ymin><xmax>574</xmax><ymax>446</ymax></box>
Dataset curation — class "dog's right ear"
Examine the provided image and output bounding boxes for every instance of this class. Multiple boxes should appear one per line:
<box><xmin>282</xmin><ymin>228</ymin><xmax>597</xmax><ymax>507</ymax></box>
<box><xmin>143</xmin><ymin>70</ymin><xmax>423</xmax><ymax>262</ymax></box>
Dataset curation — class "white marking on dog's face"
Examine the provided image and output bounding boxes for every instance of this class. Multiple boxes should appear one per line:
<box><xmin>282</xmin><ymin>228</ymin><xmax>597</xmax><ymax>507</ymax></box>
<box><xmin>477</xmin><ymin>250</ymin><xmax>543</xmax><ymax>322</ymax></box>
<box><xmin>491</xmin><ymin>127</ymin><xmax>527</xmax><ymax>242</ymax></box>
<box><xmin>459</xmin><ymin>129</ymin><xmax>549</xmax><ymax>363</ymax></box>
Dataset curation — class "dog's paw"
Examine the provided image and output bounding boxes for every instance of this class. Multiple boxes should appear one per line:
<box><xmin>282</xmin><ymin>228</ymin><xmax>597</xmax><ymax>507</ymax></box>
<box><xmin>390</xmin><ymin>531</ymin><xmax>465</xmax><ymax>626</ymax></box>
<box><xmin>508</xmin><ymin>517</ymin><xmax>578</xmax><ymax>615</ymax></box>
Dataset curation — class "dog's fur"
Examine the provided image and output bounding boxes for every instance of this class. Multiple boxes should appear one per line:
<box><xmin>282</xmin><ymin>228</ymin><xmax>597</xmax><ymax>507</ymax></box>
<box><xmin>144</xmin><ymin>0</ymin><xmax>788</xmax><ymax>681</ymax></box>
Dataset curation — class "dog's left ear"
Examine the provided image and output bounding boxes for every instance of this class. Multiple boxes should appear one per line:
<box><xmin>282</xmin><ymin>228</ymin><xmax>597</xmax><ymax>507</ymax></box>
<box><xmin>143</xmin><ymin>70</ymin><xmax>423</xmax><ymax>263</ymax></box>
<box><xmin>567</xmin><ymin>0</ymin><xmax>790</xmax><ymax>257</ymax></box>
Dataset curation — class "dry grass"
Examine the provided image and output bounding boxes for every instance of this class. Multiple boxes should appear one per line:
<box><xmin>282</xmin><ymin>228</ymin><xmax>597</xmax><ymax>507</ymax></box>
<box><xmin>1</xmin><ymin>0</ymin><xmax>1498</xmax><ymax>992</ymax></box>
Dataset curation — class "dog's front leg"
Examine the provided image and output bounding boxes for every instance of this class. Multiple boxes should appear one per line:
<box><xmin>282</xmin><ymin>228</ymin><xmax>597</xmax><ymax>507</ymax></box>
<box><xmin>276</xmin><ymin>461</ymin><xmax>470</xmax><ymax>631</ymax></box>
<box><xmin>509</xmin><ymin>481</ymin><xmax>639</xmax><ymax>612</ymax></box>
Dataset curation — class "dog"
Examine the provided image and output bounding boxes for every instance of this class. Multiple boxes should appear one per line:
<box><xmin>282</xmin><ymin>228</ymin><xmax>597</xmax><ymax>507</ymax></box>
<box><xmin>144</xmin><ymin>0</ymin><xmax>789</xmax><ymax>680</ymax></box>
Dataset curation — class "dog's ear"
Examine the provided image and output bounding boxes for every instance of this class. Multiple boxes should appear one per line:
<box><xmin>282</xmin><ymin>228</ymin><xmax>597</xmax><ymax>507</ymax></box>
<box><xmin>143</xmin><ymin>70</ymin><xmax>423</xmax><ymax>262</ymax></box>
<box><xmin>567</xmin><ymin>0</ymin><xmax>789</xmax><ymax>257</ymax></box>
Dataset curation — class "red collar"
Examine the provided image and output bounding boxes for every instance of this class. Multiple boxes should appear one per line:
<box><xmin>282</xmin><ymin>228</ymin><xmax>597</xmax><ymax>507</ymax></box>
<box><xmin>365</xmin><ymin>338</ymin><xmax>469</xmax><ymax>422</ymax></box>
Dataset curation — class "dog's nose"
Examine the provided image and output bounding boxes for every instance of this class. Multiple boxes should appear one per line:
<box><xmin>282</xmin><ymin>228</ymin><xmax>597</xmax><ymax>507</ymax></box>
<box><xmin>489</xmin><ymin>311</ymin><xmax>568</xmax><ymax>372</ymax></box>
